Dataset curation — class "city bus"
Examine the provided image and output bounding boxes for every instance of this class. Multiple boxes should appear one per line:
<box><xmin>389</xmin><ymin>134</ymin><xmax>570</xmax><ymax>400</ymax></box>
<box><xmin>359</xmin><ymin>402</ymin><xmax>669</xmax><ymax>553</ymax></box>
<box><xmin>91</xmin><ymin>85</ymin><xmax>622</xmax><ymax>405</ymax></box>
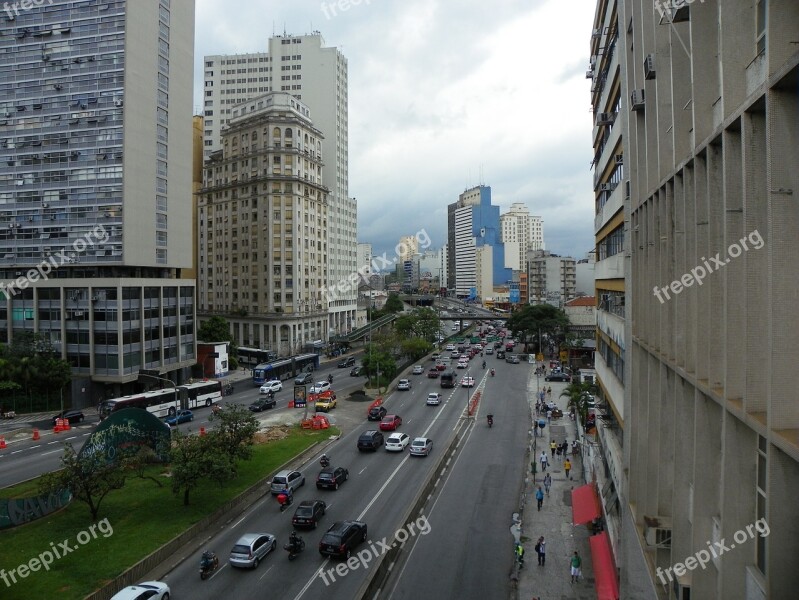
<box><xmin>98</xmin><ymin>388</ymin><xmax>179</xmax><ymax>421</ymax></box>
<box><xmin>178</xmin><ymin>380</ymin><xmax>222</xmax><ymax>410</ymax></box>
<box><xmin>440</xmin><ymin>370</ymin><xmax>458</xmax><ymax>389</ymax></box>
<box><xmin>237</xmin><ymin>347</ymin><xmax>278</xmax><ymax>367</ymax></box>
<box><xmin>252</xmin><ymin>353</ymin><xmax>320</xmax><ymax>385</ymax></box>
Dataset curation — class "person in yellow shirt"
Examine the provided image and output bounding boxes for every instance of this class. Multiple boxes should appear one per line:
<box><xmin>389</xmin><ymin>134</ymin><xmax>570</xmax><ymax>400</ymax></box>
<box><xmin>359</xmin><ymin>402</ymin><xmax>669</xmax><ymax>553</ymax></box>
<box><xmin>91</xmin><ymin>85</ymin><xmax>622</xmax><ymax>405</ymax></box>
<box><xmin>564</xmin><ymin>458</ymin><xmax>572</xmax><ymax>480</ymax></box>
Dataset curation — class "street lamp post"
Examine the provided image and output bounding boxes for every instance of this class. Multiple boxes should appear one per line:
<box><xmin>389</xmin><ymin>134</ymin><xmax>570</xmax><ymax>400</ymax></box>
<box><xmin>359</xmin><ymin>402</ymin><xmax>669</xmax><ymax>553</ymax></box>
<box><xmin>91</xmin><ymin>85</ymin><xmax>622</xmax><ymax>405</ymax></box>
<box><xmin>141</xmin><ymin>373</ymin><xmax>179</xmax><ymax>419</ymax></box>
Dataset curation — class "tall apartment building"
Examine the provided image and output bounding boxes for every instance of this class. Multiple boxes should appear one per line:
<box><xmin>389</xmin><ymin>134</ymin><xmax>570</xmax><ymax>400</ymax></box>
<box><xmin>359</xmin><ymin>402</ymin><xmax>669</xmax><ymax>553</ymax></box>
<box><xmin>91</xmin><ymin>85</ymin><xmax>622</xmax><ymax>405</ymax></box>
<box><xmin>448</xmin><ymin>185</ymin><xmax>511</xmax><ymax>299</ymax></box>
<box><xmin>356</xmin><ymin>243</ymin><xmax>372</xmax><ymax>277</ymax></box>
<box><xmin>526</xmin><ymin>250</ymin><xmax>576</xmax><ymax>305</ymax></box>
<box><xmin>499</xmin><ymin>202</ymin><xmax>544</xmax><ymax>271</ymax></box>
<box><xmin>598</xmin><ymin>1</ymin><xmax>799</xmax><ymax>599</ymax></box>
<box><xmin>203</xmin><ymin>33</ymin><xmax>355</xmax><ymax>338</ymax></box>
<box><xmin>397</xmin><ymin>235</ymin><xmax>418</xmax><ymax>264</ymax></box>
<box><xmin>198</xmin><ymin>93</ymin><xmax>329</xmax><ymax>356</ymax></box>
<box><xmin>418</xmin><ymin>247</ymin><xmax>447</xmax><ymax>293</ymax></box>
<box><xmin>0</xmin><ymin>0</ymin><xmax>196</xmax><ymax>404</ymax></box>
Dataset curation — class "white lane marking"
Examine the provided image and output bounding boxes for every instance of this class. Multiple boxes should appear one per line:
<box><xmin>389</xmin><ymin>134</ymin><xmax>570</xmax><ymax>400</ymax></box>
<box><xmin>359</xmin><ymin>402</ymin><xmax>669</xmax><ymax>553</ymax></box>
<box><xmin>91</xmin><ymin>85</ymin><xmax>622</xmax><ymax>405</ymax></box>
<box><xmin>41</xmin><ymin>449</ymin><xmax>61</xmax><ymax>456</ymax></box>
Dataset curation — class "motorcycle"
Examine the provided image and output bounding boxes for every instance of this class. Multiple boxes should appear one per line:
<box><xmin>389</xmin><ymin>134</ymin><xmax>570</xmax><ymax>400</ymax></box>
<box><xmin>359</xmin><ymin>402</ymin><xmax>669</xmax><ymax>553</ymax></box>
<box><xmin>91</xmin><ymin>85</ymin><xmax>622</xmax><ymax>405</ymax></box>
<box><xmin>490</xmin><ymin>369</ymin><xmax>495</xmax><ymax>377</ymax></box>
<box><xmin>320</xmin><ymin>454</ymin><xmax>330</xmax><ymax>468</ymax></box>
<box><xmin>327</xmin><ymin>374</ymin><xmax>334</xmax><ymax>383</ymax></box>
<box><xmin>200</xmin><ymin>550</ymin><xmax>219</xmax><ymax>580</ymax></box>
<box><xmin>284</xmin><ymin>535</ymin><xmax>305</xmax><ymax>560</ymax></box>
<box><xmin>482</xmin><ymin>361</ymin><xmax>486</xmax><ymax>369</ymax></box>
<box><xmin>487</xmin><ymin>414</ymin><xmax>494</xmax><ymax>428</ymax></box>
<box><xmin>277</xmin><ymin>491</ymin><xmax>294</xmax><ymax>512</ymax></box>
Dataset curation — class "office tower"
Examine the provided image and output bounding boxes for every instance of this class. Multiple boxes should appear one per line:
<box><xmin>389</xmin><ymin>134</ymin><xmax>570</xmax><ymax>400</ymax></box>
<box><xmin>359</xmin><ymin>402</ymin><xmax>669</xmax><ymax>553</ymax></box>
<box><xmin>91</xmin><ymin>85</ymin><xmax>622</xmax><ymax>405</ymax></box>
<box><xmin>203</xmin><ymin>33</ymin><xmax>355</xmax><ymax>339</ymax></box>
<box><xmin>0</xmin><ymin>0</ymin><xmax>196</xmax><ymax>404</ymax></box>
<box><xmin>499</xmin><ymin>202</ymin><xmax>544</xmax><ymax>271</ymax></box>
<box><xmin>526</xmin><ymin>250</ymin><xmax>577</xmax><ymax>305</ymax></box>
<box><xmin>357</xmin><ymin>243</ymin><xmax>372</xmax><ymax>277</ymax></box>
<box><xmin>198</xmin><ymin>93</ymin><xmax>329</xmax><ymax>356</ymax></box>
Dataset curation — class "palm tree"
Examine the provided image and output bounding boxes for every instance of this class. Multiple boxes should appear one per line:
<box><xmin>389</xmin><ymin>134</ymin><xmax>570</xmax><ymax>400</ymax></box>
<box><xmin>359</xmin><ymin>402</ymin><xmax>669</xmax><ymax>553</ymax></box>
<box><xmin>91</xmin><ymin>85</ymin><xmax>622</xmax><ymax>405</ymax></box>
<box><xmin>559</xmin><ymin>382</ymin><xmax>597</xmax><ymax>424</ymax></box>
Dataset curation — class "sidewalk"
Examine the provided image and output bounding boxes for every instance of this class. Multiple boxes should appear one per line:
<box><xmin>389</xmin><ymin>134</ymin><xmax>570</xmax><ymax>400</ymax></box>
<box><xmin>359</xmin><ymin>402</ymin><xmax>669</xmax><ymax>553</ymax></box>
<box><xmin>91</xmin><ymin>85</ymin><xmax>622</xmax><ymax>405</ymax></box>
<box><xmin>516</xmin><ymin>380</ymin><xmax>596</xmax><ymax>600</ymax></box>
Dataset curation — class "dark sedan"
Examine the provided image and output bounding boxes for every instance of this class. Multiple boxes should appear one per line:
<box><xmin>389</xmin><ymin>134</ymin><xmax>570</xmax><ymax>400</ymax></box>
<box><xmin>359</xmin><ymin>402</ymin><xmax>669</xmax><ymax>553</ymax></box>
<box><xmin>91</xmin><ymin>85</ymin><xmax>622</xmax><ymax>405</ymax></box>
<box><xmin>545</xmin><ymin>372</ymin><xmax>571</xmax><ymax>382</ymax></box>
<box><xmin>249</xmin><ymin>397</ymin><xmax>277</xmax><ymax>412</ymax></box>
<box><xmin>292</xmin><ymin>500</ymin><xmax>327</xmax><ymax>529</ymax></box>
<box><xmin>367</xmin><ymin>405</ymin><xmax>387</xmax><ymax>421</ymax></box>
<box><xmin>350</xmin><ymin>366</ymin><xmax>364</xmax><ymax>377</ymax></box>
<box><xmin>316</xmin><ymin>467</ymin><xmax>349</xmax><ymax>490</ymax></box>
<box><xmin>52</xmin><ymin>409</ymin><xmax>85</xmax><ymax>426</ymax></box>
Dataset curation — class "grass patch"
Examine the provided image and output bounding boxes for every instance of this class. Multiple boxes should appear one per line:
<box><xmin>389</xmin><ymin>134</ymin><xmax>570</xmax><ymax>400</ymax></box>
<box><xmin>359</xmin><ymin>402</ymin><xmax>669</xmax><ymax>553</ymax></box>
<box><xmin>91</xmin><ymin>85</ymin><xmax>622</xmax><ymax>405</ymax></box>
<box><xmin>0</xmin><ymin>426</ymin><xmax>336</xmax><ymax>600</ymax></box>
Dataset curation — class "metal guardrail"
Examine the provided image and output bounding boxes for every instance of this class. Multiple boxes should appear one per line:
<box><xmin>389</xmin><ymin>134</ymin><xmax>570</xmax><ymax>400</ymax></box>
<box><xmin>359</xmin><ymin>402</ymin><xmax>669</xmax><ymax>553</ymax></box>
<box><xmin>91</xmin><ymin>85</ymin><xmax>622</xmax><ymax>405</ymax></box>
<box><xmin>331</xmin><ymin>313</ymin><xmax>398</xmax><ymax>343</ymax></box>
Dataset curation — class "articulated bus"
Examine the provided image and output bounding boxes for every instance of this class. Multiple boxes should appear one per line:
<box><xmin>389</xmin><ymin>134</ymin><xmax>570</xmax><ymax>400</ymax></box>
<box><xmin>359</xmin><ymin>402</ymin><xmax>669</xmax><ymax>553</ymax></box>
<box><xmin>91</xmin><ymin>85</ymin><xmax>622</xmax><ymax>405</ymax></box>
<box><xmin>237</xmin><ymin>347</ymin><xmax>278</xmax><ymax>367</ymax></box>
<box><xmin>178</xmin><ymin>380</ymin><xmax>222</xmax><ymax>410</ymax></box>
<box><xmin>252</xmin><ymin>353</ymin><xmax>320</xmax><ymax>385</ymax></box>
<box><xmin>99</xmin><ymin>388</ymin><xmax>179</xmax><ymax>421</ymax></box>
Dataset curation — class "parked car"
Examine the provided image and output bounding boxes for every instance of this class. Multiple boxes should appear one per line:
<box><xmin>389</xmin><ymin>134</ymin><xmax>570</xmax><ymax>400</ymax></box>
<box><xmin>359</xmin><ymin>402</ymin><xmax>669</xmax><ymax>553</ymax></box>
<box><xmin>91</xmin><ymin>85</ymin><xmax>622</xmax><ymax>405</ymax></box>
<box><xmin>295</xmin><ymin>372</ymin><xmax>313</xmax><ymax>385</ymax></box>
<box><xmin>545</xmin><ymin>372</ymin><xmax>571</xmax><ymax>382</ymax></box>
<box><xmin>397</xmin><ymin>379</ymin><xmax>411</xmax><ymax>391</ymax></box>
<box><xmin>309</xmin><ymin>381</ymin><xmax>331</xmax><ymax>394</ymax></box>
<box><xmin>357</xmin><ymin>430</ymin><xmax>385</xmax><ymax>451</ymax></box>
<box><xmin>270</xmin><ymin>469</ymin><xmax>305</xmax><ymax>495</ymax></box>
<box><xmin>409</xmin><ymin>437</ymin><xmax>433</xmax><ymax>457</ymax></box>
<box><xmin>229</xmin><ymin>533</ymin><xmax>277</xmax><ymax>569</ymax></box>
<box><xmin>350</xmin><ymin>366</ymin><xmax>364</xmax><ymax>377</ymax></box>
<box><xmin>51</xmin><ymin>409</ymin><xmax>85</xmax><ymax>426</ymax></box>
<box><xmin>427</xmin><ymin>368</ymin><xmax>441</xmax><ymax>378</ymax></box>
<box><xmin>260</xmin><ymin>380</ymin><xmax>283</xmax><ymax>394</ymax></box>
<box><xmin>426</xmin><ymin>392</ymin><xmax>442</xmax><ymax>406</ymax></box>
<box><xmin>379</xmin><ymin>415</ymin><xmax>402</xmax><ymax>431</ymax></box>
<box><xmin>292</xmin><ymin>500</ymin><xmax>327</xmax><ymax>529</ymax></box>
<box><xmin>385</xmin><ymin>432</ymin><xmax>410</xmax><ymax>452</ymax></box>
<box><xmin>110</xmin><ymin>581</ymin><xmax>171</xmax><ymax>600</ymax></box>
<box><xmin>165</xmin><ymin>410</ymin><xmax>193</xmax><ymax>426</ymax></box>
<box><xmin>337</xmin><ymin>356</ymin><xmax>355</xmax><ymax>368</ymax></box>
<box><xmin>319</xmin><ymin>521</ymin><xmax>368</xmax><ymax>559</ymax></box>
<box><xmin>411</xmin><ymin>365</ymin><xmax>424</xmax><ymax>375</ymax></box>
<box><xmin>316</xmin><ymin>466</ymin><xmax>349</xmax><ymax>490</ymax></box>
<box><xmin>249</xmin><ymin>397</ymin><xmax>277</xmax><ymax>412</ymax></box>
<box><xmin>367</xmin><ymin>406</ymin><xmax>387</xmax><ymax>421</ymax></box>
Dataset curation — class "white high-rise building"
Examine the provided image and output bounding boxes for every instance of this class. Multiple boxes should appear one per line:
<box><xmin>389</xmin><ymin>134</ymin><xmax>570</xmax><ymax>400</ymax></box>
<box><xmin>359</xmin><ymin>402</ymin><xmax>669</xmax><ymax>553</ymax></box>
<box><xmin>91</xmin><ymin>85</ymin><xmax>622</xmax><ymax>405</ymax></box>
<box><xmin>203</xmin><ymin>33</ymin><xmax>356</xmax><ymax>337</ymax></box>
<box><xmin>357</xmin><ymin>243</ymin><xmax>372</xmax><ymax>276</ymax></box>
<box><xmin>500</xmin><ymin>202</ymin><xmax>544</xmax><ymax>271</ymax></box>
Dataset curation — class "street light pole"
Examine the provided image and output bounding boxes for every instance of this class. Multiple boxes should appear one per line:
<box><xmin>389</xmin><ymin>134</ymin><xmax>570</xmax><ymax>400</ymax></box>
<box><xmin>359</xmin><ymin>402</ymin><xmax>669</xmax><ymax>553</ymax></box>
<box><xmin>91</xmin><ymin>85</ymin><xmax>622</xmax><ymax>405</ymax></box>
<box><xmin>141</xmin><ymin>374</ymin><xmax>179</xmax><ymax>419</ymax></box>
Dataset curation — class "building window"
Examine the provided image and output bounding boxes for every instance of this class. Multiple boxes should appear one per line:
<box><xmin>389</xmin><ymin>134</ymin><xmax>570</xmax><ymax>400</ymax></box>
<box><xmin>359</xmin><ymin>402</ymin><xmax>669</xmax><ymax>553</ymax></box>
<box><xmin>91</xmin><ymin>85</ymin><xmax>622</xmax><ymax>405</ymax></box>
<box><xmin>756</xmin><ymin>0</ymin><xmax>767</xmax><ymax>54</ymax></box>
<box><xmin>756</xmin><ymin>435</ymin><xmax>767</xmax><ymax>574</ymax></box>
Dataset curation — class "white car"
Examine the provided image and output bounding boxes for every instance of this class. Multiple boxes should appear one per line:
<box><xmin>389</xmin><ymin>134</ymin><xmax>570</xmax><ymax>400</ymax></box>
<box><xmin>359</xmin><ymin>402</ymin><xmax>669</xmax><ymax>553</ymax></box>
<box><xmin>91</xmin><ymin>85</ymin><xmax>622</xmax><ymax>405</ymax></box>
<box><xmin>309</xmin><ymin>381</ymin><xmax>331</xmax><ymax>394</ymax></box>
<box><xmin>385</xmin><ymin>432</ymin><xmax>410</xmax><ymax>451</ymax></box>
<box><xmin>397</xmin><ymin>379</ymin><xmax>411</xmax><ymax>391</ymax></box>
<box><xmin>461</xmin><ymin>377</ymin><xmax>475</xmax><ymax>388</ymax></box>
<box><xmin>445</xmin><ymin>344</ymin><xmax>455</xmax><ymax>351</ymax></box>
<box><xmin>409</xmin><ymin>437</ymin><xmax>433</xmax><ymax>456</ymax></box>
<box><xmin>259</xmin><ymin>380</ymin><xmax>283</xmax><ymax>394</ymax></box>
<box><xmin>426</xmin><ymin>393</ymin><xmax>442</xmax><ymax>406</ymax></box>
<box><xmin>111</xmin><ymin>581</ymin><xmax>171</xmax><ymax>600</ymax></box>
<box><xmin>457</xmin><ymin>360</ymin><xmax>468</xmax><ymax>369</ymax></box>
<box><xmin>411</xmin><ymin>365</ymin><xmax>424</xmax><ymax>375</ymax></box>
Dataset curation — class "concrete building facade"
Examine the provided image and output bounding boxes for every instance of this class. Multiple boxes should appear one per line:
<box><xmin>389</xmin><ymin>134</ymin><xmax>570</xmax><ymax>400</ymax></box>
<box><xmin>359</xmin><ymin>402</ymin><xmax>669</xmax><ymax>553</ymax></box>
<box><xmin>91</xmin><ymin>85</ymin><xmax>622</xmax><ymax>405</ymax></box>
<box><xmin>203</xmin><ymin>33</ymin><xmax>356</xmax><ymax>338</ymax></box>
<box><xmin>499</xmin><ymin>202</ymin><xmax>544</xmax><ymax>271</ymax></box>
<box><xmin>198</xmin><ymin>93</ymin><xmax>329</xmax><ymax>357</ymax></box>
<box><xmin>0</xmin><ymin>0</ymin><xmax>197</xmax><ymax>404</ymax></box>
<box><xmin>526</xmin><ymin>250</ymin><xmax>576</xmax><ymax>306</ymax></box>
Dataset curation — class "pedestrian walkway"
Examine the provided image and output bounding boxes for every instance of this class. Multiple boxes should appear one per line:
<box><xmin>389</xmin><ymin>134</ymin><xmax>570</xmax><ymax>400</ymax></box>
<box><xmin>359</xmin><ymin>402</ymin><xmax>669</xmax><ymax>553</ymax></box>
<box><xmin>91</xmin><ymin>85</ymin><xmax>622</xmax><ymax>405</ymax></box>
<box><xmin>515</xmin><ymin>376</ymin><xmax>596</xmax><ymax>600</ymax></box>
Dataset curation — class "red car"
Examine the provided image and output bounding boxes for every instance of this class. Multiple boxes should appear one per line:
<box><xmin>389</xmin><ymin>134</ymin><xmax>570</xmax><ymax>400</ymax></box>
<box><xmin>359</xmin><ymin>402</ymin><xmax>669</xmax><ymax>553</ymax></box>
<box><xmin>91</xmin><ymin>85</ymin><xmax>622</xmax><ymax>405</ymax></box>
<box><xmin>379</xmin><ymin>415</ymin><xmax>402</xmax><ymax>431</ymax></box>
<box><xmin>427</xmin><ymin>368</ymin><xmax>440</xmax><ymax>378</ymax></box>
<box><xmin>435</xmin><ymin>362</ymin><xmax>447</xmax><ymax>371</ymax></box>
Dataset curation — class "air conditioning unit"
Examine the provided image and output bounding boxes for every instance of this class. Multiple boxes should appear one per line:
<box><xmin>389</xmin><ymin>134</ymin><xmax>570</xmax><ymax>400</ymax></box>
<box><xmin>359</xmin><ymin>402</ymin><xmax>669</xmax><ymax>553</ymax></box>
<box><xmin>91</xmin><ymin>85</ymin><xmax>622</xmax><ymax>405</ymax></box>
<box><xmin>591</xmin><ymin>28</ymin><xmax>602</xmax><ymax>38</ymax></box>
<box><xmin>643</xmin><ymin>516</ymin><xmax>672</xmax><ymax>548</ymax></box>
<box><xmin>631</xmin><ymin>89</ymin><xmax>645</xmax><ymax>111</ymax></box>
<box><xmin>599</xmin><ymin>183</ymin><xmax>617</xmax><ymax>192</ymax></box>
<box><xmin>53</xmin><ymin>84</ymin><xmax>62</xmax><ymax>90</ymax></box>
<box><xmin>615</xmin><ymin>154</ymin><xmax>624</xmax><ymax>165</ymax></box>
<box><xmin>42</xmin><ymin>203</ymin><xmax>49</xmax><ymax>208</ymax></box>
<box><xmin>644</xmin><ymin>54</ymin><xmax>656</xmax><ymax>80</ymax></box>
<box><xmin>114</xmin><ymin>99</ymin><xmax>123</xmax><ymax>107</ymax></box>
<box><xmin>596</xmin><ymin>112</ymin><xmax>616</xmax><ymax>126</ymax></box>
<box><xmin>585</xmin><ymin>69</ymin><xmax>594</xmax><ymax>79</ymax></box>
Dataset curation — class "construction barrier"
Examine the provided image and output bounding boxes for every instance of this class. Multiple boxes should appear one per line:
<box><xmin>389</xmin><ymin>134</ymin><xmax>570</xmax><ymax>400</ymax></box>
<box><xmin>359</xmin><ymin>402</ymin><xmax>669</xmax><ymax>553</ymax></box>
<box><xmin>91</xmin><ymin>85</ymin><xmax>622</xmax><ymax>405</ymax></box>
<box><xmin>301</xmin><ymin>419</ymin><xmax>313</xmax><ymax>429</ymax></box>
<box><xmin>32</xmin><ymin>428</ymin><xmax>40</xmax><ymax>441</ymax></box>
<box><xmin>0</xmin><ymin>437</ymin><xmax>6</xmax><ymax>449</ymax></box>
<box><xmin>288</xmin><ymin>401</ymin><xmax>295</xmax><ymax>408</ymax></box>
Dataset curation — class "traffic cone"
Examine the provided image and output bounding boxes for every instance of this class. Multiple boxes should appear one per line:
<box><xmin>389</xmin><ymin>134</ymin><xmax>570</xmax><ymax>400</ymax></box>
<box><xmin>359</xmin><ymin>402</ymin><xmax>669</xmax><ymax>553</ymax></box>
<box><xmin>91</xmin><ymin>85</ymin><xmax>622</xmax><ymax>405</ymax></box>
<box><xmin>32</xmin><ymin>428</ymin><xmax>40</xmax><ymax>441</ymax></box>
<box><xmin>53</xmin><ymin>422</ymin><xmax>61</xmax><ymax>433</ymax></box>
<box><xmin>199</xmin><ymin>427</ymin><xmax>206</xmax><ymax>436</ymax></box>
<box><xmin>288</xmin><ymin>400</ymin><xmax>294</xmax><ymax>408</ymax></box>
<box><xmin>0</xmin><ymin>437</ymin><xmax>6</xmax><ymax>449</ymax></box>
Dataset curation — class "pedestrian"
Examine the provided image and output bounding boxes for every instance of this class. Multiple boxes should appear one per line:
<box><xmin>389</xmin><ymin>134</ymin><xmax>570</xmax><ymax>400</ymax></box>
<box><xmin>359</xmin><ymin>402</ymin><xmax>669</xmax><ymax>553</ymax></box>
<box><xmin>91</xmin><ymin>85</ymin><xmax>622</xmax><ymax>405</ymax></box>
<box><xmin>540</xmin><ymin>451</ymin><xmax>549</xmax><ymax>472</ymax></box>
<box><xmin>564</xmin><ymin>458</ymin><xmax>572</xmax><ymax>479</ymax></box>
<box><xmin>572</xmin><ymin>440</ymin><xmax>579</xmax><ymax>457</ymax></box>
<box><xmin>570</xmin><ymin>551</ymin><xmax>582</xmax><ymax>582</ymax></box>
<box><xmin>550</xmin><ymin>440</ymin><xmax>556</xmax><ymax>458</ymax></box>
<box><xmin>543</xmin><ymin>473</ymin><xmax>552</xmax><ymax>495</ymax></box>
<box><xmin>515</xmin><ymin>543</ymin><xmax>525</xmax><ymax>567</ymax></box>
<box><xmin>535</xmin><ymin>536</ymin><xmax>546</xmax><ymax>566</ymax></box>
<box><xmin>546</xmin><ymin>409</ymin><xmax>552</xmax><ymax>423</ymax></box>
<box><xmin>535</xmin><ymin>486</ymin><xmax>544</xmax><ymax>511</ymax></box>
<box><xmin>547</xmin><ymin>385</ymin><xmax>552</xmax><ymax>396</ymax></box>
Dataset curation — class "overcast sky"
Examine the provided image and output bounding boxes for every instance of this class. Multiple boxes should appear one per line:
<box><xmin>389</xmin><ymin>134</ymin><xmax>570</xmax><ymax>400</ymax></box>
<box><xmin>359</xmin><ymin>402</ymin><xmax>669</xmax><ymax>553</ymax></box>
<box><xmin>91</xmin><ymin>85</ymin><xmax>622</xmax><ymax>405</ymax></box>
<box><xmin>194</xmin><ymin>0</ymin><xmax>597</xmax><ymax>262</ymax></box>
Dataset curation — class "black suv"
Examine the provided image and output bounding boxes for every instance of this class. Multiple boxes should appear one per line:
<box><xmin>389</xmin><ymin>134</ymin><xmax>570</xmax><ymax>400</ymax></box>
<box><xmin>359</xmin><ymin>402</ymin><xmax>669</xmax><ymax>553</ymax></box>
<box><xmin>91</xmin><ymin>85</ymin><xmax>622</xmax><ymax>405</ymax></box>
<box><xmin>357</xmin><ymin>430</ymin><xmax>384</xmax><ymax>451</ymax></box>
<box><xmin>337</xmin><ymin>356</ymin><xmax>355</xmax><ymax>368</ymax></box>
<box><xmin>319</xmin><ymin>520</ymin><xmax>368</xmax><ymax>559</ymax></box>
<box><xmin>249</xmin><ymin>397</ymin><xmax>277</xmax><ymax>412</ymax></box>
<box><xmin>367</xmin><ymin>406</ymin><xmax>387</xmax><ymax>421</ymax></box>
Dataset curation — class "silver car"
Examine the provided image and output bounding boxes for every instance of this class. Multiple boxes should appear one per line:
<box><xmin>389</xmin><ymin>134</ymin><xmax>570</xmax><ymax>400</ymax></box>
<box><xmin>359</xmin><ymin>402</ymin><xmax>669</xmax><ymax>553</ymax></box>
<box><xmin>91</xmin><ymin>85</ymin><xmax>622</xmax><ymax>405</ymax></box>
<box><xmin>270</xmin><ymin>469</ymin><xmax>306</xmax><ymax>495</ymax></box>
<box><xmin>229</xmin><ymin>533</ymin><xmax>277</xmax><ymax>568</ymax></box>
<box><xmin>409</xmin><ymin>437</ymin><xmax>433</xmax><ymax>456</ymax></box>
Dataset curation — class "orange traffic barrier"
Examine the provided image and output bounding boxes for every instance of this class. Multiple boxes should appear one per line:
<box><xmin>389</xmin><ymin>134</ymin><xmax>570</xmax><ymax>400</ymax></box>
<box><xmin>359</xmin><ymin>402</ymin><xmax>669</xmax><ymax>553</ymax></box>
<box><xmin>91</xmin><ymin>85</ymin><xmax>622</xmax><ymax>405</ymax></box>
<box><xmin>32</xmin><ymin>428</ymin><xmax>40</xmax><ymax>441</ymax></box>
<box><xmin>199</xmin><ymin>427</ymin><xmax>206</xmax><ymax>436</ymax></box>
<box><xmin>62</xmin><ymin>419</ymin><xmax>71</xmax><ymax>431</ymax></box>
<box><xmin>0</xmin><ymin>437</ymin><xmax>6</xmax><ymax>449</ymax></box>
<box><xmin>301</xmin><ymin>419</ymin><xmax>313</xmax><ymax>429</ymax></box>
<box><xmin>288</xmin><ymin>400</ymin><xmax>295</xmax><ymax>408</ymax></box>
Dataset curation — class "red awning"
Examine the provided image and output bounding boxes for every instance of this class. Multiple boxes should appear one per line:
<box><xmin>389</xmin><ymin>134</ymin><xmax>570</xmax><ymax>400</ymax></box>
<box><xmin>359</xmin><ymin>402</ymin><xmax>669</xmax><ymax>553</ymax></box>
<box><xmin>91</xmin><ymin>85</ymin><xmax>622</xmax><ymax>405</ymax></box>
<box><xmin>590</xmin><ymin>531</ymin><xmax>620</xmax><ymax>600</ymax></box>
<box><xmin>571</xmin><ymin>483</ymin><xmax>601</xmax><ymax>525</ymax></box>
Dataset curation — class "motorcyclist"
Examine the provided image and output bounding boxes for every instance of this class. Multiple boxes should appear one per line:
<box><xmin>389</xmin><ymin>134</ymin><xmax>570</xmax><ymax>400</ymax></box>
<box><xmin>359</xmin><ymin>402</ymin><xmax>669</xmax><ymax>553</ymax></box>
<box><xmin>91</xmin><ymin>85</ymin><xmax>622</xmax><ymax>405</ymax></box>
<box><xmin>491</xmin><ymin>368</ymin><xmax>495</xmax><ymax>377</ymax></box>
<box><xmin>277</xmin><ymin>487</ymin><xmax>293</xmax><ymax>510</ymax></box>
<box><xmin>320</xmin><ymin>454</ymin><xmax>330</xmax><ymax>468</ymax></box>
<box><xmin>200</xmin><ymin>550</ymin><xmax>217</xmax><ymax>571</ymax></box>
<box><xmin>482</xmin><ymin>360</ymin><xmax>486</xmax><ymax>369</ymax></box>
<box><xmin>487</xmin><ymin>414</ymin><xmax>494</xmax><ymax>427</ymax></box>
<box><xmin>288</xmin><ymin>531</ymin><xmax>302</xmax><ymax>552</ymax></box>
<box><xmin>327</xmin><ymin>374</ymin><xmax>333</xmax><ymax>383</ymax></box>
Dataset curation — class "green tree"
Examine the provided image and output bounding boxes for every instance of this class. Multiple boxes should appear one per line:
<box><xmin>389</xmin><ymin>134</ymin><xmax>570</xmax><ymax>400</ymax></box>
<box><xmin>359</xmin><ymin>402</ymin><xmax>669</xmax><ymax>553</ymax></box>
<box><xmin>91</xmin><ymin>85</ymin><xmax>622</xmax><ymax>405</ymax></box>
<box><xmin>400</xmin><ymin>337</ymin><xmax>433</xmax><ymax>361</ymax></box>
<box><xmin>170</xmin><ymin>430</ymin><xmax>235</xmax><ymax>506</ymax></box>
<box><xmin>505</xmin><ymin>304</ymin><xmax>570</xmax><ymax>353</ymax></box>
<box><xmin>384</xmin><ymin>293</ymin><xmax>405</xmax><ymax>314</ymax></box>
<box><xmin>361</xmin><ymin>346</ymin><xmax>397</xmax><ymax>389</ymax></box>
<box><xmin>211</xmin><ymin>403</ymin><xmax>260</xmax><ymax>464</ymax></box>
<box><xmin>39</xmin><ymin>443</ymin><xmax>126</xmax><ymax>522</ymax></box>
<box><xmin>198</xmin><ymin>316</ymin><xmax>239</xmax><ymax>370</ymax></box>
<box><xmin>394</xmin><ymin>307</ymin><xmax>440</xmax><ymax>342</ymax></box>
<box><xmin>559</xmin><ymin>382</ymin><xmax>598</xmax><ymax>424</ymax></box>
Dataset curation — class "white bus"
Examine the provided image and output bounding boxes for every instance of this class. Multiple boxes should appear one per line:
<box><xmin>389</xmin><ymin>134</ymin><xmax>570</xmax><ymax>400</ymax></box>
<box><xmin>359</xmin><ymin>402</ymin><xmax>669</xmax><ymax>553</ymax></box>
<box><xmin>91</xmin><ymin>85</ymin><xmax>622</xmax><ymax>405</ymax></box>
<box><xmin>179</xmin><ymin>380</ymin><xmax>223</xmax><ymax>410</ymax></box>
<box><xmin>98</xmin><ymin>388</ymin><xmax>179</xmax><ymax>421</ymax></box>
